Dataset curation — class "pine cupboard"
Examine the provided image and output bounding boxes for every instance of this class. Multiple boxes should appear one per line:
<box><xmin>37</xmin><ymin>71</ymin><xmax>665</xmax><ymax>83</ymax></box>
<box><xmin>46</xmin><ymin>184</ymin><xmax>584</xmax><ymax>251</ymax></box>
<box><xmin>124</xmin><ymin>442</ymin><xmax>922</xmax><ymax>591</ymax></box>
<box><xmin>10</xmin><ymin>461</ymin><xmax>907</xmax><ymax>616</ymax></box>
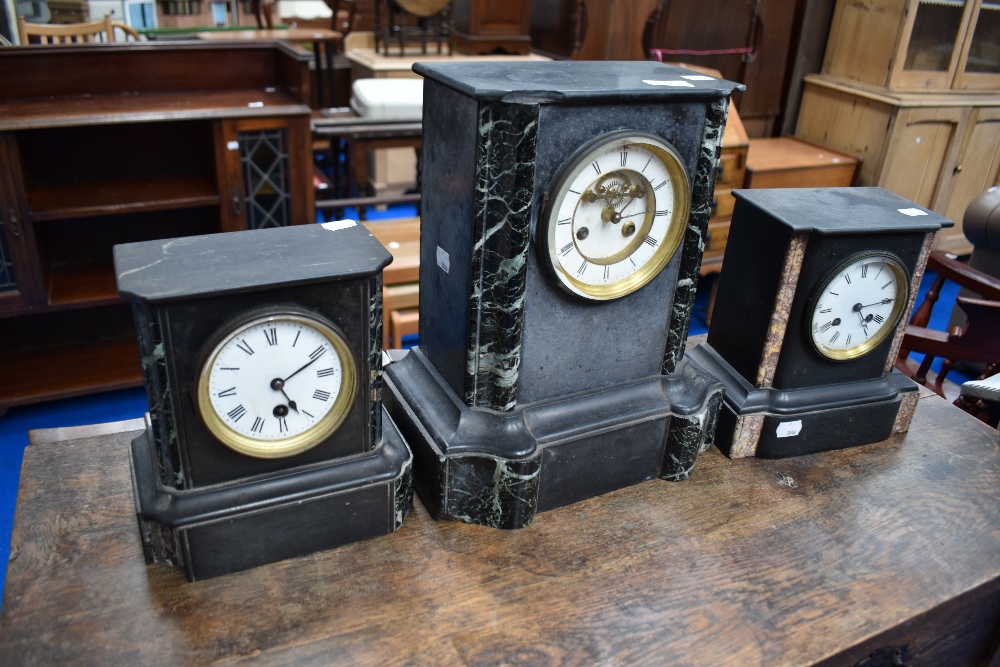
<box><xmin>796</xmin><ymin>75</ymin><xmax>1000</xmax><ymax>254</ymax></box>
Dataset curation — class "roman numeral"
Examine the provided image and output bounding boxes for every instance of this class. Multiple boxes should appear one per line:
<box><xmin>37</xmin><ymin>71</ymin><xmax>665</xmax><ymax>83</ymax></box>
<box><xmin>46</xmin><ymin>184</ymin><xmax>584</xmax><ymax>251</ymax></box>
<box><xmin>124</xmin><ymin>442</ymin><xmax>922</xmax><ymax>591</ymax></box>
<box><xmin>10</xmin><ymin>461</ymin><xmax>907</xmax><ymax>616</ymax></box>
<box><xmin>644</xmin><ymin>236</ymin><xmax>659</xmax><ymax>247</ymax></box>
<box><xmin>292</xmin><ymin>330</ymin><xmax>301</xmax><ymax>347</ymax></box>
<box><xmin>219</xmin><ymin>367</ymin><xmax>239</xmax><ymax>372</ymax></box>
<box><xmin>264</xmin><ymin>327</ymin><xmax>278</xmax><ymax>346</ymax></box>
<box><xmin>592</xmin><ymin>161</ymin><xmax>602</xmax><ymax>175</ymax></box>
<box><xmin>227</xmin><ymin>404</ymin><xmax>246</xmax><ymax>422</ymax></box>
<box><xmin>603</xmin><ymin>265</ymin><xmax>610</xmax><ymax>281</ymax></box>
<box><xmin>560</xmin><ymin>242</ymin><xmax>574</xmax><ymax>256</ymax></box>
<box><xmin>309</xmin><ymin>346</ymin><xmax>326</xmax><ymax>361</ymax></box>
<box><xmin>653</xmin><ymin>181</ymin><xmax>666</xmax><ymax>191</ymax></box>
<box><xmin>861</xmin><ymin>264</ymin><xmax>869</xmax><ymax>278</ymax></box>
<box><xmin>881</xmin><ymin>281</ymin><xmax>893</xmax><ymax>290</ymax></box>
<box><xmin>875</xmin><ymin>266</ymin><xmax>884</xmax><ymax>280</ymax></box>
<box><xmin>251</xmin><ymin>417</ymin><xmax>264</xmax><ymax>433</ymax></box>
<box><xmin>819</xmin><ymin>308</ymin><xmax>832</xmax><ymax>314</ymax></box>
<box><xmin>236</xmin><ymin>339</ymin><xmax>254</xmax><ymax>356</ymax></box>
<box><xmin>818</xmin><ymin>321</ymin><xmax>833</xmax><ymax>333</ymax></box>
<box><xmin>568</xmin><ymin>189</ymin><xmax>581</xmax><ymax>195</ymax></box>
<box><xmin>278</xmin><ymin>417</ymin><xmax>288</xmax><ymax>433</ymax></box>
<box><xmin>873</xmin><ymin>314</ymin><xmax>885</xmax><ymax>324</ymax></box>
<box><xmin>557</xmin><ymin>218</ymin><xmax>572</xmax><ymax>225</ymax></box>
<box><xmin>654</xmin><ymin>209</ymin><xmax>670</xmax><ymax>217</ymax></box>
<box><xmin>217</xmin><ymin>386</ymin><xmax>237</xmax><ymax>398</ymax></box>
<box><xmin>846</xmin><ymin>334</ymin><xmax>852</xmax><ymax>346</ymax></box>
<box><xmin>313</xmin><ymin>389</ymin><xmax>331</xmax><ymax>402</ymax></box>
<box><xmin>619</xmin><ymin>148</ymin><xmax>628</xmax><ymax>167</ymax></box>
<box><xmin>577</xmin><ymin>259</ymin><xmax>588</xmax><ymax>276</ymax></box>
<box><xmin>829</xmin><ymin>291</ymin><xmax>839</xmax><ymax>296</ymax></box>
<box><xmin>642</xmin><ymin>156</ymin><xmax>652</xmax><ymax>172</ymax></box>
<box><xmin>829</xmin><ymin>331</ymin><xmax>841</xmax><ymax>343</ymax></box>
<box><xmin>317</xmin><ymin>368</ymin><xmax>336</xmax><ymax>378</ymax></box>
<box><xmin>844</xmin><ymin>274</ymin><xmax>852</xmax><ymax>285</ymax></box>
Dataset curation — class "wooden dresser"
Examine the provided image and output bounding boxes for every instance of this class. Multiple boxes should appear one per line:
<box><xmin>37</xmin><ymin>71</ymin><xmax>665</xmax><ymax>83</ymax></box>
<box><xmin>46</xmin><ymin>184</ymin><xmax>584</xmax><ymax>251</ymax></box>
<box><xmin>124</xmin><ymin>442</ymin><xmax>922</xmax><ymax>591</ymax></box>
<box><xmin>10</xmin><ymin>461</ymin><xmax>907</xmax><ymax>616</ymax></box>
<box><xmin>0</xmin><ymin>42</ymin><xmax>316</xmax><ymax>411</ymax></box>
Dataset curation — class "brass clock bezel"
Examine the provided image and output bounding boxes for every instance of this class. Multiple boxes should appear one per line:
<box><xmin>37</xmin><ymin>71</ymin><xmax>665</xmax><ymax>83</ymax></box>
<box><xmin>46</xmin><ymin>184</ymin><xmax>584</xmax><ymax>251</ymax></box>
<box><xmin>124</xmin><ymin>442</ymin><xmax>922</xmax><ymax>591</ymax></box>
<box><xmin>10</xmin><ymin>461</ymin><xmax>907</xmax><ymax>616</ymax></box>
<box><xmin>539</xmin><ymin>130</ymin><xmax>691</xmax><ymax>301</ymax></box>
<box><xmin>196</xmin><ymin>309</ymin><xmax>359</xmax><ymax>459</ymax></box>
<box><xmin>807</xmin><ymin>251</ymin><xmax>910</xmax><ymax>362</ymax></box>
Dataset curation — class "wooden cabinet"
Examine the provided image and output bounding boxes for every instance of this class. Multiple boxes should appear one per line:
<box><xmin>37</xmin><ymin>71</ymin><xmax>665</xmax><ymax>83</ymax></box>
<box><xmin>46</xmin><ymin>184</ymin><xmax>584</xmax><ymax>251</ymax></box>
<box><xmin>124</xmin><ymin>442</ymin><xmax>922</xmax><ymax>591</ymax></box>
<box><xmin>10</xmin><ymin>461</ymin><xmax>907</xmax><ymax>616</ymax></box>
<box><xmin>0</xmin><ymin>42</ymin><xmax>315</xmax><ymax>411</ymax></box>
<box><xmin>451</xmin><ymin>0</ymin><xmax>533</xmax><ymax>55</ymax></box>
<box><xmin>823</xmin><ymin>0</ymin><xmax>1000</xmax><ymax>92</ymax></box>
<box><xmin>796</xmin><ymin>75</ymin><xmax>1000</xmax><ymax>254</ymax></box>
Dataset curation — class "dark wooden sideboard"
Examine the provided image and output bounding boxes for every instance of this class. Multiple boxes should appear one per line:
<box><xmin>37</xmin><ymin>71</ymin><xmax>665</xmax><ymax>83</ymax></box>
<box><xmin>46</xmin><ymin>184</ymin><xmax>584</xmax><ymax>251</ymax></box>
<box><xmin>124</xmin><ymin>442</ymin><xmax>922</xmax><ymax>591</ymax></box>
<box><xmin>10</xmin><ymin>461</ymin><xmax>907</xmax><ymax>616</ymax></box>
<box><xmin>0</xmin><ymin>42</ymin><xmax>316</xmax><ymax>411</ymax></box>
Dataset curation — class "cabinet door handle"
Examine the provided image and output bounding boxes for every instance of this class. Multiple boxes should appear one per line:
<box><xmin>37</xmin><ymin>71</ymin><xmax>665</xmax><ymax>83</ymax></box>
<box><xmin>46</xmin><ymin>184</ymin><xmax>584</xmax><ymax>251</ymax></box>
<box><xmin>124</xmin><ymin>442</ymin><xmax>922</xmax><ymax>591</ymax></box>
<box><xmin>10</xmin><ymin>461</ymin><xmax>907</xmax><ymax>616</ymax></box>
<box><xmin>954</xmin><ymin>164</ymin><xmax>963</xmax><ymax>174</ymax></box>
<box><xmin>230</xmin><ymin>188</ymin><xmax>242</xmax><ymax>217</ymax></box>
<box><xmin>7</xmin><ymin>207</ymin><xmax>20</xmax><ymax>238</ymax></box>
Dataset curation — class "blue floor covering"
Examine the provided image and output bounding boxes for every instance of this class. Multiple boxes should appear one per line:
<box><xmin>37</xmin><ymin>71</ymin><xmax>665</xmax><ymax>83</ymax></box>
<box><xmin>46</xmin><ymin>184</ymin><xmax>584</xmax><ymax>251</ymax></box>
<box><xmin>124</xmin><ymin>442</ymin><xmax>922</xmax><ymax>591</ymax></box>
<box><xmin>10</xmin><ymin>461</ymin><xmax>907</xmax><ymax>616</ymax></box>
<box><xmin>0</xmin><ymin>217</ymin><xmax>972</xmax><ymax>609</ymax></box>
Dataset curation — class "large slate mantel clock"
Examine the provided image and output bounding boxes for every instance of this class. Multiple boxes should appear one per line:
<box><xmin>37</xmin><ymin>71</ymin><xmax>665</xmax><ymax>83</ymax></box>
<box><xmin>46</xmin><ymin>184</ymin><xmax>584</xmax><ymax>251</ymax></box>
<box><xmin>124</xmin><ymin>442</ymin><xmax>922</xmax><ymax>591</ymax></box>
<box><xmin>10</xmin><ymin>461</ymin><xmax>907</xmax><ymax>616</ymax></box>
<box><xmin>688</xmin><ymin>187</ymin><xmax>952</xmax><ymax>459</ymax></box>
<box><xmin>114</xmin><ymin>222</ymin><xmax>413</xmax><ymax>581</ymax></box>
<box><xmin>384</xmin><ymin>61</ymin><xmax>743</xmax><ymax>529</ymax></box>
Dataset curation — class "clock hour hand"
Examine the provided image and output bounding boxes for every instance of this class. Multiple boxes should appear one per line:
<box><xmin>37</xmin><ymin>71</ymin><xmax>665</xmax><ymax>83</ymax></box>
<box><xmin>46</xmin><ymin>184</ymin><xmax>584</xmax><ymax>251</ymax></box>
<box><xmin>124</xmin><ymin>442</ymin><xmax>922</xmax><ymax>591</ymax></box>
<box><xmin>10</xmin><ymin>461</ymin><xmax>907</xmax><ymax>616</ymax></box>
<box><xmin>269</xmin><ymin>378</ymin><xmax>299</xmax><ymax>412</ymax></box>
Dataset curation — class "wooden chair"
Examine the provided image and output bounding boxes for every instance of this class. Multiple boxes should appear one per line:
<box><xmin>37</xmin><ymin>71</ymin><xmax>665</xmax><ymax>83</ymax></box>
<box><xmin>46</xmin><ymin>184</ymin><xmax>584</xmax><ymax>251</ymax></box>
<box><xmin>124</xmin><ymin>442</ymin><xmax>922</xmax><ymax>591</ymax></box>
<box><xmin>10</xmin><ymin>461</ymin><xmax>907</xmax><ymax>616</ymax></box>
<box><xmin>17</xmin><ymin>15</ymin><xmax>140</xmax><ymax>45</ymax></box>
<box><xmin>19</xmin><ymin>15</ymin><xmax>113</xmax><ymax>44</ymax></box>
<box><xmin>895</xmin><ymin>250</ymin><xmax>1000</xmax><ymax>419</ymax></box>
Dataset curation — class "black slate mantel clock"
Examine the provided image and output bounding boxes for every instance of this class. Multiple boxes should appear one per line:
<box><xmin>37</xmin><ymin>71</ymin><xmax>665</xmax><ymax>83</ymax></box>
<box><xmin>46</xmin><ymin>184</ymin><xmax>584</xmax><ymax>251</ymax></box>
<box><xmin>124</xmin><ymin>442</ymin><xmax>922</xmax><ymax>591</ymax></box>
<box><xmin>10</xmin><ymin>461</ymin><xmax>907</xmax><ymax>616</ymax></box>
<box><xmin>114</xmin><ymin>222</ymin><xmax>413</xmax><ymax>581</ymax></box>
<box><xmin>688</xmin><ymin>187</ymin><xmax>952</xmax><ymax>459</ymax></box>
<box><xmin>384</xmin><ymin>61</ymin><xmax>743</xmax><ymax>529</ymax></box>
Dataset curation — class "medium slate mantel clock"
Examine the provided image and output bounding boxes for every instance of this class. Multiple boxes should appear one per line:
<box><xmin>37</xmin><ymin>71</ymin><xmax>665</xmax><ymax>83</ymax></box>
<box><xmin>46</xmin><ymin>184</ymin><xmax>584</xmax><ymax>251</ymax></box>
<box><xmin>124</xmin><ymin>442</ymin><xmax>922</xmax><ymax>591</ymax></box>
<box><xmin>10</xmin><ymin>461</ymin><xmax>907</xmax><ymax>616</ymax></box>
<box><xmin>384</xmin><ymin>61</ymin><xmax>743</xmax><ymax>529</ymax></box>
<box><xmin>114</xmin><ymin>222</ymin><xmax>413</xmax><ymax>581</ymax></box>
<box><xmin>688</xmin><ymin>187</ymin><xmax>952</xmax><ymax>459</ymax></box>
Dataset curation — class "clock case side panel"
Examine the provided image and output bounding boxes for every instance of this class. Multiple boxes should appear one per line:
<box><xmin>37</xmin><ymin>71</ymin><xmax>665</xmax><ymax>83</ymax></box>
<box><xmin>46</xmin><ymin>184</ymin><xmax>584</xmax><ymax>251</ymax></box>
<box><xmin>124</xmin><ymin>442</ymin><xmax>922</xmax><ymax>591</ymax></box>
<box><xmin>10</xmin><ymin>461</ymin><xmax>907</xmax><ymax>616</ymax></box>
<box><xmin>164</xmin><ymin>280</ymin><xmax>377</xmax><ymax>489</ymax></box>
<box><xmin>706</xmin><ymin>199</ymin><xmax>796</xmax><ymax>386</ymax></box>
<box><xmin>517</xmin><ymin>100</ymin><xmax>710</xmax><ymax>406</ymax></box>
<box><xmin>416</xmin><ymin>80</ymin><xmax>481</xmax><ymax>403</ymax></box>
<box><xmin>770</xmin><ymin>230</ymin><xmax>928</xmax><ymax>390</ymax></box>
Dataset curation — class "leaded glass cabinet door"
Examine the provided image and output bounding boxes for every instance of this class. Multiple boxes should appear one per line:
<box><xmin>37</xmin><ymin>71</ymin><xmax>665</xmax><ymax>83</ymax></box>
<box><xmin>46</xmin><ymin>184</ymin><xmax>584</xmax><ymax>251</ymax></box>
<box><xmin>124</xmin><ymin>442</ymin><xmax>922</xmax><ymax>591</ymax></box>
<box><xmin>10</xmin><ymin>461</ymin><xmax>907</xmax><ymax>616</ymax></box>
<box><xmin>0</xmin><ymin>136</ymin><xmax>41</xmax><ymax>314</ymax></box>
<box><xmin>216</xmin><ymin>118</ymin><xmax>314</xmax><ymax>232</ymax></box>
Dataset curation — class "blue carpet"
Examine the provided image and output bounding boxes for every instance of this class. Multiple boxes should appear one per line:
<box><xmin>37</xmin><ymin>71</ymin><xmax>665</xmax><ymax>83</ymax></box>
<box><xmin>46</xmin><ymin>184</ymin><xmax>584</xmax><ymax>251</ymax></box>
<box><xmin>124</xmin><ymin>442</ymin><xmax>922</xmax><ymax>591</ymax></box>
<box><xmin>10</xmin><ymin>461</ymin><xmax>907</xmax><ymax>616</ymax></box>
<box><xmin>0</xmin><ymin>246</ymin><xmax>968</xmax><ymax>611</ymax></box>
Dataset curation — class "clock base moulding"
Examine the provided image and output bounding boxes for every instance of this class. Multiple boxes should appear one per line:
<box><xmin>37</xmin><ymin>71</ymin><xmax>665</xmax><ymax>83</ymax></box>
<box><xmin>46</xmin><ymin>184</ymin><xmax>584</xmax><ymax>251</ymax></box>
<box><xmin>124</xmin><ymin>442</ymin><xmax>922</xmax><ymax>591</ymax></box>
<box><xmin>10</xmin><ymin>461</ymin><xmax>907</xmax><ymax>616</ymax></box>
<box><xmin>129</xmin><ymin>410</ymin><xmax>413</xmax><ymax>582</ymax></box>
<box><xmin>687</xmin><ymin>345</ymin><xmax>919</xmax><ymax>459</ymax></box>
<box><xmin>384</xmin><ymin>348</ymin><xmax>723</xmax><ymax>530</ymax></box>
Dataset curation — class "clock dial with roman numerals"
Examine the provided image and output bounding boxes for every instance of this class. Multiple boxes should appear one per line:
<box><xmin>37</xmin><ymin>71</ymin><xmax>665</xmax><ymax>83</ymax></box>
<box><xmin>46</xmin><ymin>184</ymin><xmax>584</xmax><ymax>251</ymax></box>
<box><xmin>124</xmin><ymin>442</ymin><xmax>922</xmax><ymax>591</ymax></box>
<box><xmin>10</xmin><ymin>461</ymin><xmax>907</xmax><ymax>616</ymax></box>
<box><xmin>808</xmin><ymin>252</ymin><xmax>910</xmax><ymax>361</ymax></box>
<box><xmin>541</xmin><ymin>131</ymin><xmax>690</xmax><ymax>300</ymax></box>
<box><xmin>196</xmin><ymin>311</ymin><xmax>358</xmax><ymax>458</ymax></box>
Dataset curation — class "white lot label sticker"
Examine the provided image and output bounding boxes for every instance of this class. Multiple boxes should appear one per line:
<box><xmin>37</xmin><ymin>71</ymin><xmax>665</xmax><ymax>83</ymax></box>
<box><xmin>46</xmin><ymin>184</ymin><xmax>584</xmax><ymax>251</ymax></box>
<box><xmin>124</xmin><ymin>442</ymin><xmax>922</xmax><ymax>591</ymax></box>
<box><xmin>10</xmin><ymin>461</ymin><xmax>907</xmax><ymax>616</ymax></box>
<box><xmin>226</xmin><ymin>141</ymin><xmax>240</xmax><ymax>151</ymax></box>
<box><xmin>436</xmin><ymin>246</ymin><xmax>450</xmax><ymax>274</ymax></box>
<box><xmin>321</xmin><ymin>219</ymin><xmax>357</xmax><ymax>231</ymax></box>
<box><xmin>642</xmin><ymin>79</ymin><xmax>696</xmax><ymax>87</ymax></box>
<box><xmin>776</xmin><ymin>420</ymin><xmax>803</xmax><ymax>438</ymax></box>
<box><xmin>898</xmin><ymin>208</ymin><xmax>928</xmax><ymax>217</ymax></box>
<box><xmin>681</xmin><ymin>75</ymin><xmax>715</xmax><ymax>81</ymax></box>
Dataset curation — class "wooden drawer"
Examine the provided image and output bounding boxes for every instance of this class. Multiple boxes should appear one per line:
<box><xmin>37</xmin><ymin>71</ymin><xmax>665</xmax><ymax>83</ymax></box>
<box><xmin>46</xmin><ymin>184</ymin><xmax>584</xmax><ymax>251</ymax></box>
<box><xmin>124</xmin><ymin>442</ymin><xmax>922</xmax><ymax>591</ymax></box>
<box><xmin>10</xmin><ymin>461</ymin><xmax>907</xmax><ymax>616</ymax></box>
<box><xmin>704</xmin><ymin>218</ymin><xmax>731</xmax><ymax>262</ymax></box>
<box><xmin>716</xmin><ymin>146</ymin><xmax>747</xmax><ymax>190</ymax></box>
<box><xmin>710</xmin><ymin>187</ymin><xmax>736</xmax><ymax>222</ymax></box>
<box><xmin>745</xmin><ymin>136</ymin><xmax>859</xmax><ymax>189</ymax></box>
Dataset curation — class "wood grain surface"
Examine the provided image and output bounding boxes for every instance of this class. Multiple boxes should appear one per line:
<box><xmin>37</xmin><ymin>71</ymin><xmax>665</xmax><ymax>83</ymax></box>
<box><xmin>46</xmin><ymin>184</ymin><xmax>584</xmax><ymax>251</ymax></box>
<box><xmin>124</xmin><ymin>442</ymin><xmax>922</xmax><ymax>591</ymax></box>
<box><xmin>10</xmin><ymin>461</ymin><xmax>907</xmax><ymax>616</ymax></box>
<box><xmin>1</xmin><ymin>390</ymin><xmax>998</xmax><ymax>666</ymax></box>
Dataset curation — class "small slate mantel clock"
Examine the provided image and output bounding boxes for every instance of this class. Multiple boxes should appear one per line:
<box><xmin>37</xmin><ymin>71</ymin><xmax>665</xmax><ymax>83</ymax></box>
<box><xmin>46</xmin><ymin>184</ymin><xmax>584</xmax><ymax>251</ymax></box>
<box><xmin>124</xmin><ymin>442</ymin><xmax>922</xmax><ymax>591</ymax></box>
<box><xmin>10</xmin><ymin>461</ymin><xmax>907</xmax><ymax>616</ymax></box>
<box><xmin>384</xmin><ymin>61</ymin><xmax>743</xmax><ymax>529</ymax></box>
<box><xmin>114</xmin><ymin>222</ymin><xmax>412</xmax><ymax>581</ymax></box>
<box><xmin>688</xmin><ymin>187</ymin><xmax>952</xmax><ymax>458</ymax></box>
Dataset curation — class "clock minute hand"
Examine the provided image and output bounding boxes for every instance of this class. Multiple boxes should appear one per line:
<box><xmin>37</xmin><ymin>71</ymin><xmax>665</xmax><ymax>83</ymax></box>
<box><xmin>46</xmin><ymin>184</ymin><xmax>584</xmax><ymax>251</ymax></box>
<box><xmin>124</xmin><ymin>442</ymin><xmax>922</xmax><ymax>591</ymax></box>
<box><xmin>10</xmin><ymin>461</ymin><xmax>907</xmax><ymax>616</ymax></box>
<box><xmin>282</xmin><ymin>356</ymin><xmax>318</xmax><ymax>383</ymax></box>
<box><xmin>859</xmin><ymin>298</ymin><xmax>894</xmax><ymax>309</ymax></box>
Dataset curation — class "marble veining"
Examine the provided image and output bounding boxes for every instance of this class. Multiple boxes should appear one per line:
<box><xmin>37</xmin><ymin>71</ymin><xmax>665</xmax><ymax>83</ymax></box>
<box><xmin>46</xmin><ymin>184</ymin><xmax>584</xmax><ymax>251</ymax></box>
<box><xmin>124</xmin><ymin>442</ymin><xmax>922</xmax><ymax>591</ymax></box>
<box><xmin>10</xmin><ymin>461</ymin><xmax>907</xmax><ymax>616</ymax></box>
<box><xmin>661</xmin><ymin>390</ymin><xmax>724</xmax><ymax>480</ymax></box>
<box><xmin>393</xmin><ymin>460</ymin><xmax>414</xmax><ymax>529</ymax></box>
<box><xmin>464</xmin><ymin>101</ymin><xmax>539</xmax><ymax>412</ymax></box>
<box><xmin>756</xmin><ymin>233</ymin><xmax>809</xmax><ymax>388</ymax></box>
<box><xmin>663</xmin><ymin>98</ymin><xmax>731</xmax><ymax>375</ymax></box>
<box><xmin>134</xmin><ymin>304</ymin><xmax>182</xmax><ymax>488</ymax></box>
<box><xmin>369</xmin><ymin>274</ymin><xmax>384</xmax><ymax>448</ymax></box>
<box><xmin>729</xmin><ymin>412</ymin><xmax>766</xmax><ymax>459</ymax></box>
<box><xmin>445</xmin><ymin>454</ymin><xmax>541</xmax><ymax>528</ymax></box>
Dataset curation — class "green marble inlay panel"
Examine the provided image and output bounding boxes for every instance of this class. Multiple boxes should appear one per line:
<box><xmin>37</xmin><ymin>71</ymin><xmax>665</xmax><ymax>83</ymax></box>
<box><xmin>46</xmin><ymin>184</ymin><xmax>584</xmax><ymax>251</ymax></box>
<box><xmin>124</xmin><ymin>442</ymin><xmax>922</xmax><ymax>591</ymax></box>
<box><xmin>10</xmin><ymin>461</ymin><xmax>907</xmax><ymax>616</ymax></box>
<box><xmin>464</xmin><ymin>101</ymin><xmax>538</xmax><ymax>412</ymax></box>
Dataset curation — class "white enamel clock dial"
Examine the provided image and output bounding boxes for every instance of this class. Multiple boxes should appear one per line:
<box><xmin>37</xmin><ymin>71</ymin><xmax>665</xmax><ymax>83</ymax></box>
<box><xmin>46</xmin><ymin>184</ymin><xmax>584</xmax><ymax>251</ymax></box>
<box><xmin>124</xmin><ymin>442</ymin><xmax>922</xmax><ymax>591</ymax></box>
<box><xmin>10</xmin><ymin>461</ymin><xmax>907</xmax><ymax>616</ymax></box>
<box><xmin>542</xmin><ymin>131</ymin><xmax>690</xmax><ymax>300</ymax></box>
<box><xmin>809</xmin><ymin>252</ymin><xmax>909</xmax><ymax>361</ymax></box>
<box><xmin>196</xmin><ymin>311</ymin><xmax>358</xmax><ymax>458</ymax></box>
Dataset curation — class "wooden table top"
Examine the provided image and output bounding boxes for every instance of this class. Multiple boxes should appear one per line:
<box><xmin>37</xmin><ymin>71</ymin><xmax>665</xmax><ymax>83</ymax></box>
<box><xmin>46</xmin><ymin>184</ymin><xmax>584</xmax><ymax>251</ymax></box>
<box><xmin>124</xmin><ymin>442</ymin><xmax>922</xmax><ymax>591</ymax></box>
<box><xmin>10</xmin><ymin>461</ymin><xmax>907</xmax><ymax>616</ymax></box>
<box><xmin>364</xmin><ymin>217</ymin><xmax>419</xmax><ymax>286</ymax></box>
<box><xmin>1</xmin><ymin>387</ymin><xmax>998</xmax><ymax>665</ymax></box>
